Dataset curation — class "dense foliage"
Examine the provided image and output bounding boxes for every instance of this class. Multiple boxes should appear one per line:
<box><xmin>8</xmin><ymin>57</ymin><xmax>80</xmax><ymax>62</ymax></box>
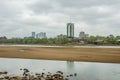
<box><xmin>0</xmin><ymin>35</ymin><xmax>120</xmax><ymax>45</ymax></box>
<box><xmin>0</xmin><ymin>36</ymin><xmax>68</xmax><ymax>45</ymax></box>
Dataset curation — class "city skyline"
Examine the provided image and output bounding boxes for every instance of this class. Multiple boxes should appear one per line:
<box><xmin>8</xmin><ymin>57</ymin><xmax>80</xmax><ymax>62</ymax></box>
<box><xmin>0</xmin><ymin>0</ymin><xmax>120</xmax><ymax>38</ymax></box>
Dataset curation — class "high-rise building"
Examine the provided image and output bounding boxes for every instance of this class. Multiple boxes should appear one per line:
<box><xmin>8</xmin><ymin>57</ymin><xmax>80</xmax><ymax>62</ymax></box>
<box><xmin>32</xmin><ymin>32</ymin><xmax>36</xmax><ymax>38</ymax></box>
<box><xmin>67</xmin><ymin>23</ymin><xmax>74</xmax><ymax>38</ymax></box>
<box><xmin>36</xmin><ymin>32</ymin><xmax>47</xmax><ymax>39</ymax></box>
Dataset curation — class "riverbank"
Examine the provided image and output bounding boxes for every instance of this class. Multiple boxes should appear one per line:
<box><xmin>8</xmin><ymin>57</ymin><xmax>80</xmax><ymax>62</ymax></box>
<box><xmin>0</xmin><ymin>46</ymin><xmax>120</xmax><ymax>63</ymax></box>
<box><xmin>0</xmin><ymin>44</ymin><xmax>120</xmax><ymax>48</ymax></box>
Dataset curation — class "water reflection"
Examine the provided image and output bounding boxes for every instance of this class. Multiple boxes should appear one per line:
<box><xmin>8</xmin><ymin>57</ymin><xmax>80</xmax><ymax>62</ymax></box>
<box><xmin>66</xmin><ymin>61</ymin><xmax>75</xmax><ymax>72</ymax></box>
<box><xmin>0</xmin><ymin>58</ymin><xmax>120</xmax><ymax>80</ymax></box>
<box><xmin>67</xmin><ymin>61</ymin><xmax>74</xmax><ymax>68</ymax></box>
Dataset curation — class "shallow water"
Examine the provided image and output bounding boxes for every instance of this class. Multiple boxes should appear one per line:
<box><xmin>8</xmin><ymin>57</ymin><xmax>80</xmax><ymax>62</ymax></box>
<box><xmin>0</xmin><ymin>58</ymin><xmax>120</xmax><ymax>80</ymax></box>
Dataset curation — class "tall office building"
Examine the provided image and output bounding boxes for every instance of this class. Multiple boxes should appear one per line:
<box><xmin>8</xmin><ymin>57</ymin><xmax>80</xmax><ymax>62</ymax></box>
<box><xmin>36</xmin><ymin>32</ymin><xmax>47</xmax><ymax>39</ymax></box>
<box><xmin>32</xmin><ymin>32</ymin><xmax>36</xmax><ymax>38</ymax></box>
<box><xmin>67</xmin><ymin>23</ymin><xmax>74</xmax><ymax>38</ymax></box>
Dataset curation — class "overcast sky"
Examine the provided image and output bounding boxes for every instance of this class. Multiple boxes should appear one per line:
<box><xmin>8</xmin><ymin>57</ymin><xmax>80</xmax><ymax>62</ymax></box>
<box><xmin>0</xmin><ymin>0</ymin><xmax>120</xmax><ymax>38</ymax></box>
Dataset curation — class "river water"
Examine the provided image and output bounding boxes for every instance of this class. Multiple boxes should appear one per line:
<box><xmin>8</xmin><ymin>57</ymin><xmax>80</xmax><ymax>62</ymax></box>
<box><xmin>0</xmin><ymin>58</ymin><xmax>120</xmax><ymax>80</ymax></box>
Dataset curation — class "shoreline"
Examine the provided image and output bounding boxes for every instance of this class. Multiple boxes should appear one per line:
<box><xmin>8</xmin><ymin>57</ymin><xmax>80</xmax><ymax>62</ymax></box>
<box><xmin>0</xmin><ymin>44</ymin><xmax>120</xmax><ymax>48</ymax></box>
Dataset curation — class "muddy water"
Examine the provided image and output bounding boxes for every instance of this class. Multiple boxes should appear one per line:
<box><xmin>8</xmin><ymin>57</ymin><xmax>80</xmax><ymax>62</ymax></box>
<box><xmin>0</xmin><ymin>58</ymin><xmax>120</xmax><ymax>80</ymax></box>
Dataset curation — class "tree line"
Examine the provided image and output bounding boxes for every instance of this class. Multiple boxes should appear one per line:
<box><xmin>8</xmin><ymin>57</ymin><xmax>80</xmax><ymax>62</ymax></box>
<box><xmin>0</xmin><ymin>35</ymin><xmax>120</xmax><ymax>45</ymax></box>
<box><xmin>0</xmin><ymin>36</ymin><xmax>68</xmax><ymax>45</ymax></box>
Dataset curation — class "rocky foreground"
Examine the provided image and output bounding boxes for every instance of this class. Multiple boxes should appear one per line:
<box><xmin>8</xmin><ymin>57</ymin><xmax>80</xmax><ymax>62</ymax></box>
<box><xmin>0</xmin><ymin>68</ymin><xmax>77</xmax><ymax>80</ymax></box>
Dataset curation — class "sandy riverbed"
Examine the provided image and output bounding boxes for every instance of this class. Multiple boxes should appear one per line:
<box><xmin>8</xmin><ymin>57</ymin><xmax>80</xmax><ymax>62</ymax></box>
<box><xmin>0</xmin><ymin>46</ymin><xmax>120</xmax><ymax>63</ymax></box>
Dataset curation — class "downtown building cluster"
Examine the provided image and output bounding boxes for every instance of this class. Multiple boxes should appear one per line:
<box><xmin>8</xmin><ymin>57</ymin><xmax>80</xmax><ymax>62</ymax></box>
<box><xmin>24</xmin><ymin>32</ymin><xmax>47</xmax><ymax>39</ymax></box>
<box><xmin>0</xmin><ymin>22</ymin><xmax>120</xmax><ymax>45</ymax></box>
<box><xmin>24</xmin><ymin>22</ymin><xmax>87</xmax><ymax>40</ymax></box>
<box><xmin>66</xmin><ymin>22</ymin><xmax>88</xmax><ymax>41</ymax></box>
